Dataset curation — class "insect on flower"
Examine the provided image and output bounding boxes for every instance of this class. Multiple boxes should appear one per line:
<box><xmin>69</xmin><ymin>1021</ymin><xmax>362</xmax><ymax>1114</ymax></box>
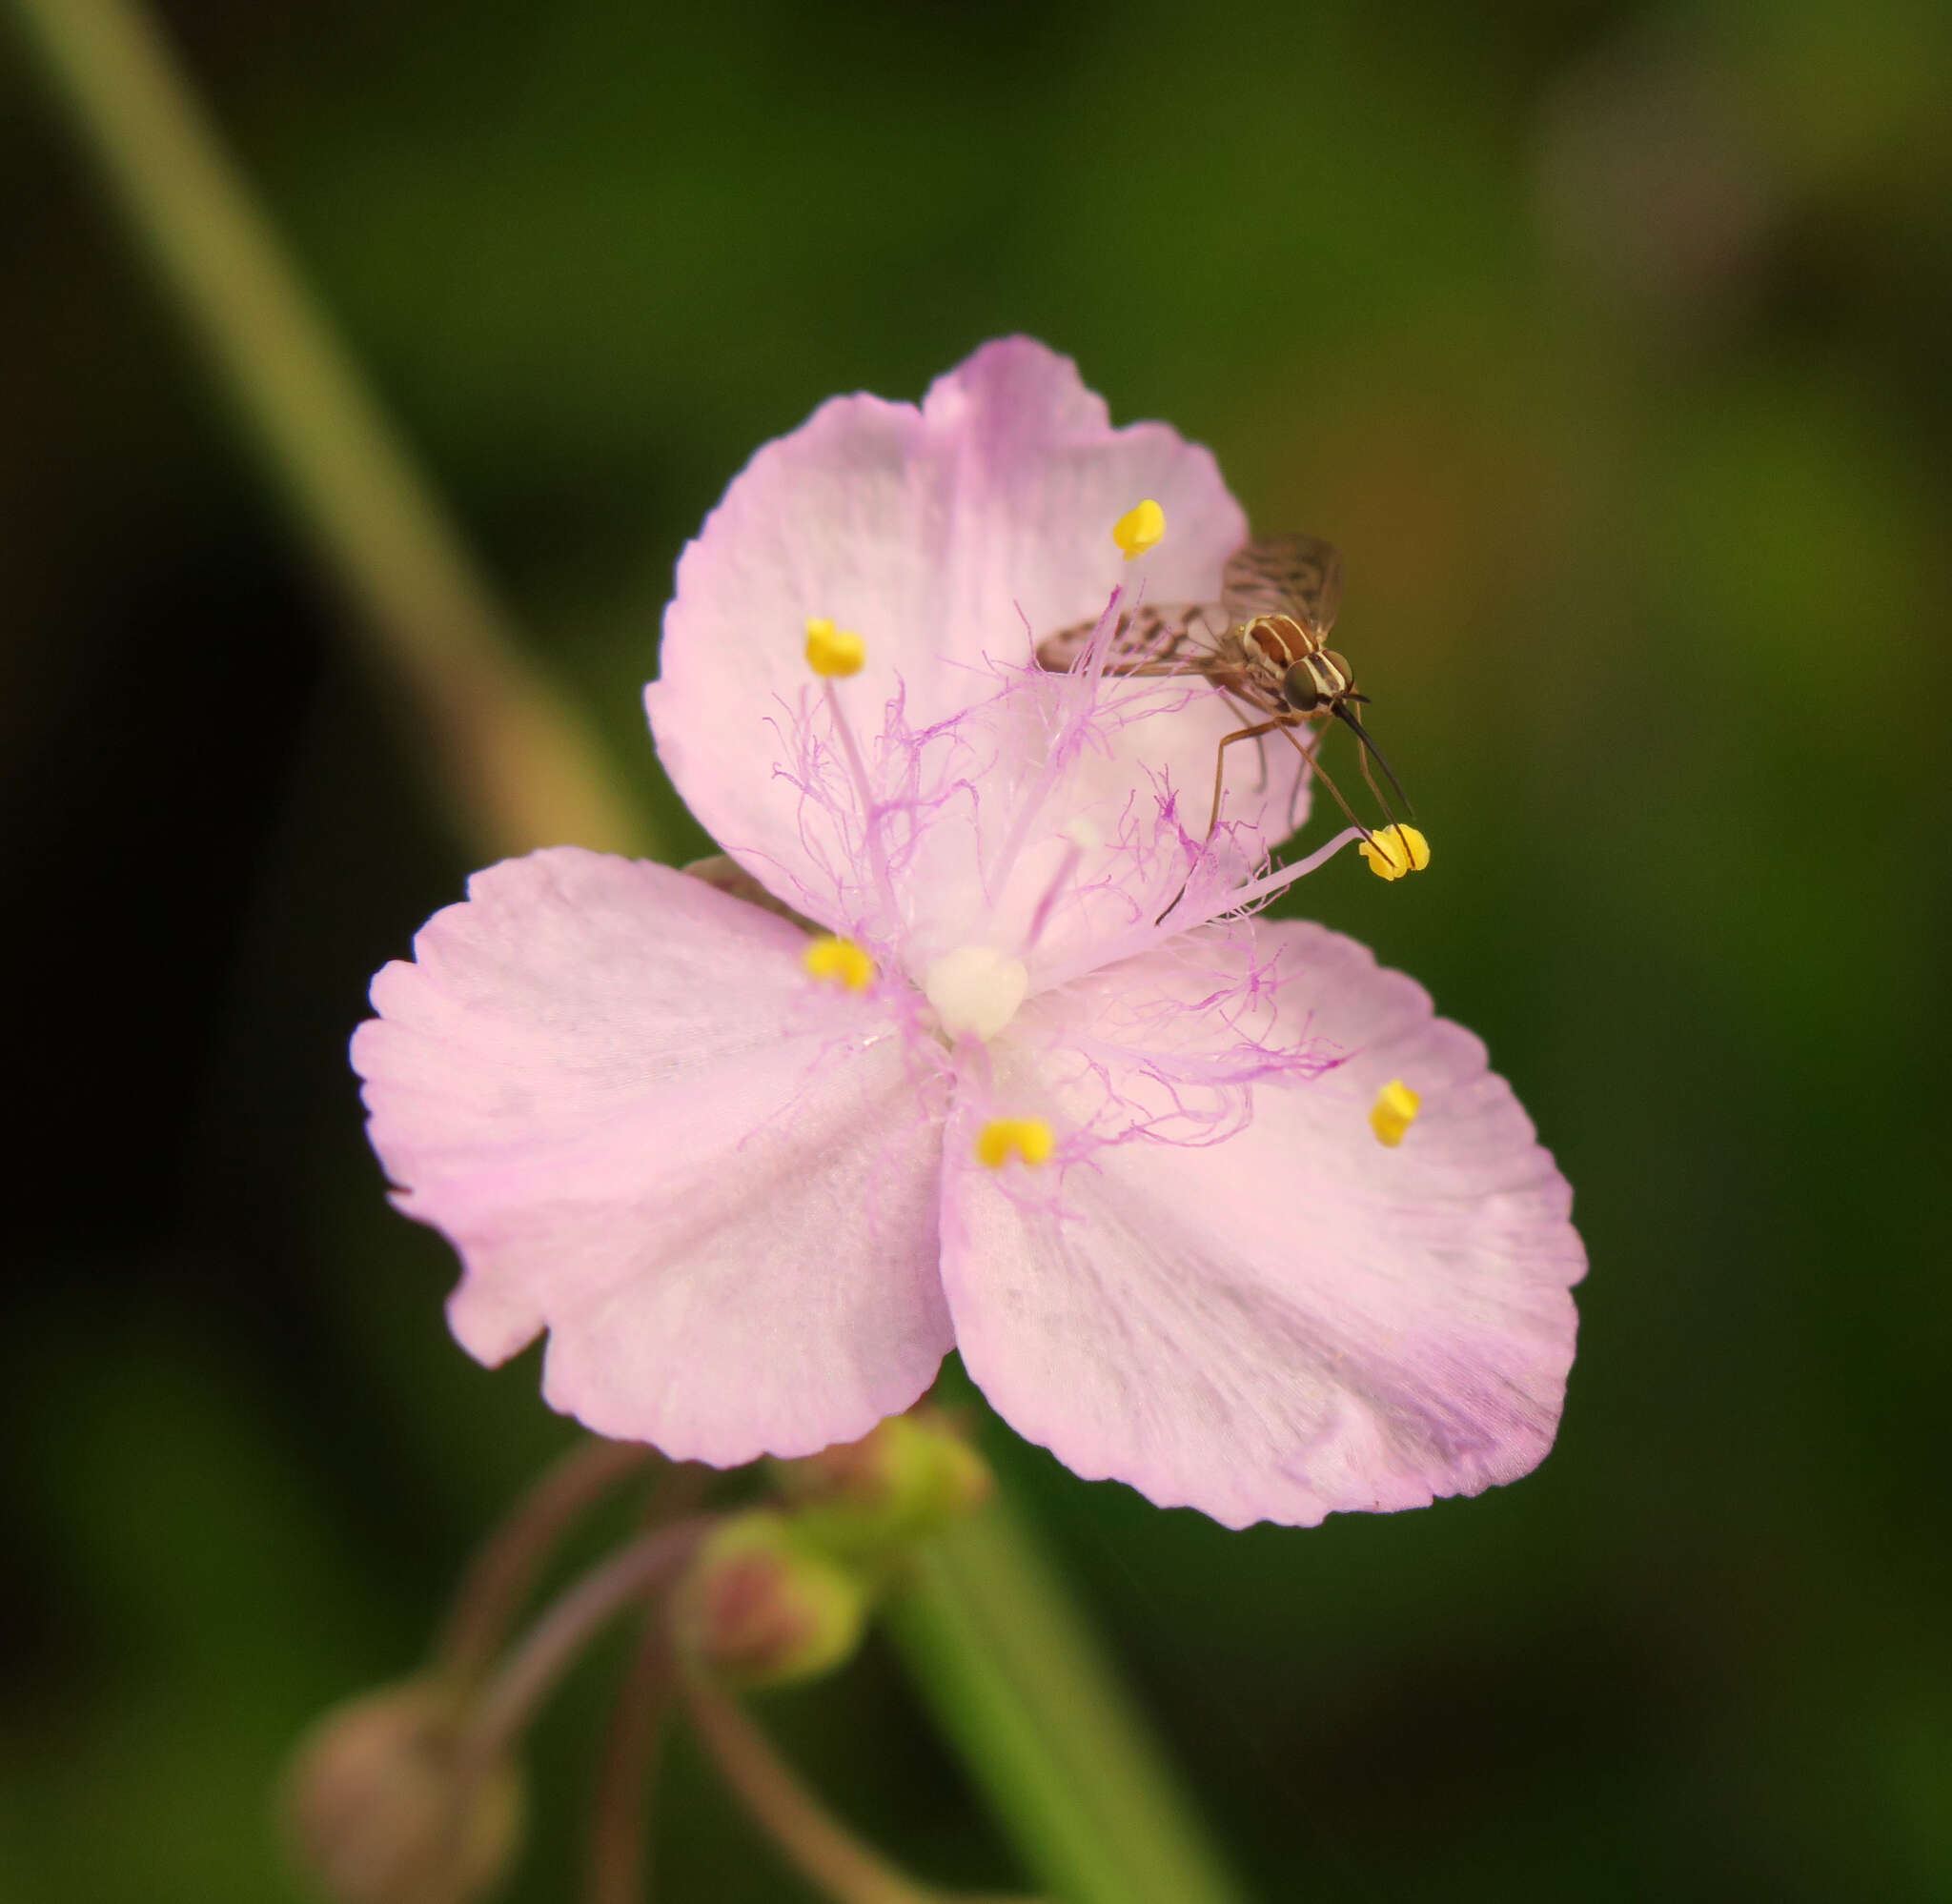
<box><xmin>354</xmin><ymin>339</ymin><xmax>1581</xmax><ymax>1531</ymax></box>
<box><xmin>1036</xmin><ymin>532</ymin><xmax>1412</xmax><ymax>841</ymax></box>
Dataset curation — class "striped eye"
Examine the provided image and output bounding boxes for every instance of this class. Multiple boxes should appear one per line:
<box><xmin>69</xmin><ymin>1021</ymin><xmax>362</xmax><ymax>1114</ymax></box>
<box><xmin>1281</xmin><ymin>662</ymin><xmax>1321</xmax><ymax>712</ymax></box>
<box><xmin>1317</xmin><ymin>651</ymin><xmax>1354</xmax><ymax>695</ymax></box>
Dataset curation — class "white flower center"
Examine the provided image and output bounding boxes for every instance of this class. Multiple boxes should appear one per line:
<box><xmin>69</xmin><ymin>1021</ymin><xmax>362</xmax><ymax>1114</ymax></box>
<box><xmin>923</xmin><ymin>945</ymin><xmax>1028</xmax><ymax>1042</ymax></box>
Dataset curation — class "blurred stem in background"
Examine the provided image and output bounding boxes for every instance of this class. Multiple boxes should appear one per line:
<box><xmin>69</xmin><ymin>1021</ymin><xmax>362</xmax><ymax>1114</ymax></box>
<box><xmin>8</xmin><ymin>0</ymin><xmax>651</xmax><ymax>863</ymax></box>
<box><xmin>9</xmin><ymin>1</ymin><xmax>1248</xmax><ymax>1899</ymax></box>
<box><xmin>678</xmin><ymin>1664</ymin><xmax>1043</xmax><ymax>1904</ymax></box>
<box><xmin>883</xmin><ymin>1500</ymin><xmax>1241</xmax><ymax>1904</ymax></box>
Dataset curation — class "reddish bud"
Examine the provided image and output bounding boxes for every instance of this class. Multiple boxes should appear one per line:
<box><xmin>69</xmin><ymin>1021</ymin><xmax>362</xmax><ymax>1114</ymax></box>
<box><xmin>280</xmin><ymin>1679</ymin><xmax>521</xmax><ymax>1904</ymax></box>
<box><xmin>671</xmin><ymin>1512</ymin><xmax>867</xmax><ymax>1688</ymax></box>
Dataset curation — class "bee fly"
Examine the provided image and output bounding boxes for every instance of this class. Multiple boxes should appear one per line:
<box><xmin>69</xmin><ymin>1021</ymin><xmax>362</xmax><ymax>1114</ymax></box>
<box><xmin>1034</xmin><ymin>532</ymin><xmax>1410</xmax><ymax>841</ymax></box>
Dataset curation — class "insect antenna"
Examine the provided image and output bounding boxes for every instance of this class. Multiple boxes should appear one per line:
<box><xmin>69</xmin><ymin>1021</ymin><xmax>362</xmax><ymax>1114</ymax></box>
<box><xmin>1332</xmin><ymin>702</ymin><xmax>1413</xmax><ymax>819</ymax></box>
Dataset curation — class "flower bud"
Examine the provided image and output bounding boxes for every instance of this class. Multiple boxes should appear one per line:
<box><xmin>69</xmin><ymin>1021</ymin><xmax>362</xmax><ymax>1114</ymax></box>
<box><xmin>775</xmin><ymin>1408</ymin><xmax>993</xmax><ymax>1561</ymax></box>
<box><xmin>670</xmin><ymin>1511</ymin><xmax>868</xmax><ymax>1688</ymax></box>
<box><xmin>280</xmin><ymin>1679</ymin><xmax>522</xmax><ymax>1904</ymax></box>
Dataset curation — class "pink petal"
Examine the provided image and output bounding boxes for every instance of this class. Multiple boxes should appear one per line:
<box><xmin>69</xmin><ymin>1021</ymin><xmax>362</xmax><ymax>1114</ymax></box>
<box><xmin>647</xmin><ymin>337</ymin><xmax>1303</xmax><ymax>923</ymax></box>
<box><xmin>353</xmin><ymin>849</ymin><xmax>951</xmax><ymax>1464</ymax></box>
<box><xmin>940</xmin><ymin>923</ymin><xmax>1585</xmax><ymax>1529</ymax></box>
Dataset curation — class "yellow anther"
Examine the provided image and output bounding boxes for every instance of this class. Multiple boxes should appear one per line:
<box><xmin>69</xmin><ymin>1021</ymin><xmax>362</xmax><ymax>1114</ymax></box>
<box><xmin>803</xmin><ymin>935</ymin><xmax>875</xmax><ymax>991</ymax></box>
<box><xmin>1358</xmin><ymin>823</ymin><xmax>1432</xmax><ymax>881</ymax></box>
<box><xmin>804</xmin><ymin>618</ymin><xmax>866</xmax><ymax>678</ymax></box>
<box><xmin>976</xmin><ymin>1117</ymin><xmax>1056</xmax><ymax>1169</ymax></box>
<box><xmin>1370</xmin><ymin>1079</ymin><xmax>1421</xmax><ymax>1147</ymax></box>
<box><xmin>1111</xmin><ymin>498</ymin><xmax>1166</xmax><ymax>560</ymax></box>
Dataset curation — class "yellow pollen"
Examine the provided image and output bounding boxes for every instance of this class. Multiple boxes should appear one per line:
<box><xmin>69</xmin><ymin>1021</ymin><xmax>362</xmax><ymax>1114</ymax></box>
<box><xmin>803</xmin><ymin>935</ymin><xmax>875</xmax><ymax>991</ymax></box>
<box><xmin>1358</xmin><ymin>823</ymin><xmax>1432</xmax><ymax>881</ymax></box>
<box><xmin>1111</xmin><ymin>498</ymin><xmax>1166</xmax><ymax>560</ymax></box>
<box><xmin>804</xmin><ymin>618</ymin><xmax>866</xmax><ymax>678</ymax></box>
<box><xmin>976</xmin><ymin>1117</ymin><xmax>1055</xmax><ymax>1169</ymax></box>
<box><xmin>1370</xmin><ymin>1079</ymin><xmax>1421</xmax><ymax>1147</ymax></box>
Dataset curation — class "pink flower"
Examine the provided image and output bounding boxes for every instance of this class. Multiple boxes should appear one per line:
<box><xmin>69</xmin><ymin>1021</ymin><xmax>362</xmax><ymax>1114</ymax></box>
<box><xmin>354</xmin><ymin>339</ymin><xmax>1584</xmax><ymax>1529</ymax></box>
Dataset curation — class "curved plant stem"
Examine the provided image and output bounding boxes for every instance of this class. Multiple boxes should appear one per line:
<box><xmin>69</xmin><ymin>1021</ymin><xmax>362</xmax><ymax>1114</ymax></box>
<box><xmin>680</xmin><ymin>1666</ymin><xmax>1040</xmax><ymax>1904</ymax></box>
<box><xmin>882</xmin><ymin>1498</ymin><xmax>1247</xmax><ymax>1904</ymax></box>
<box><xmin>436</xmin><ymin>1437</ymin><xmax>659</xmax><ymax>1685</ymax></box>
<box><xmin>386</xmin><ymin>1518</ymin><xmax>711</xmax><ymax>1901</ymax></box>
<box><xmin>11</xmin><ymin>7</ymin><xmax>1250</xmax><ymax>1900</ymax></box>
<box><xmin>450</xmin><ymin>1519</ymin><xmax>713</xmax><ymax>1804</ymax></box>
<box><xmin>584</xmin><ymin>1612</ymin><xmax>678</xmax><ymax>1904</ymax></box>
<box><xmin>8</xmin><ymin>0</ymin><xmax>654</xmax><ymax>862</ymax></box>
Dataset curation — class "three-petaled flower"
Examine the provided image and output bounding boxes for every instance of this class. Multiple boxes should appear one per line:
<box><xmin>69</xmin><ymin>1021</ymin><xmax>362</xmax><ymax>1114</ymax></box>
<box><xmin>354</xmin><ymin>339</ymin><xmax>1584</xmax><ymax>1529</ymax></box>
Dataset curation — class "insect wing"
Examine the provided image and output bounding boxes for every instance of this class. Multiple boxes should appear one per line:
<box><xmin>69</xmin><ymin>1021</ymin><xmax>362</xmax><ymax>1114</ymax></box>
<box><xmin>1034</xmin><ymin>600</ymin><xmax>1227</xmax><ymax>676</ymax></box>
<box><xmin>1221</xmin><ymin>533</ymin><xmax>1344</xmax><ymax>637</ymax></box>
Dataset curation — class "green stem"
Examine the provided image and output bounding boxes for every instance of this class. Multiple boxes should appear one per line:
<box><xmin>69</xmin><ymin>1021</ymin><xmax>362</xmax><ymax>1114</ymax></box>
<box><xmin>12</xmin><ymin>5</ymin><xmax>1247</xmax><ymax>1899</ymax></box>
<box><xmin>9</xmin><ymin>0</ymin><xmax>653</xmax><ymax>862</ymax></box>
<box><xmin>884</xmin><ymin>1499</ymin><xmax>1246</xmax><ymax>1904</ymax></box>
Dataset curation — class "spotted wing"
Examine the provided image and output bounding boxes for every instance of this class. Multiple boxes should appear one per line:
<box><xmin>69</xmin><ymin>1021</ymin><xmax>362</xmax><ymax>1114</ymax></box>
<box><xmin>1221</xmin><ymin>533</ymin><xmax>1343</xmax><ymax>637</ymax></box>
<box><xmin>1034</xmin><ymin>599</ymin><xmax>1227</xmax><ymax>676</ymax></box>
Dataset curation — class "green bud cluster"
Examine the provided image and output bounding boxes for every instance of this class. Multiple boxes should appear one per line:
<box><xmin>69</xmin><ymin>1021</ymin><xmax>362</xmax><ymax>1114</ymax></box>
<box><xmin>775</xmin><ymin>1408</ymin><xmax>994</xmax><ymax>1561</ymax></box>
<box><xmin>675</xmin><ymin>1408</ymin><xmax>992</xmax><ymax>1689</ymax></box>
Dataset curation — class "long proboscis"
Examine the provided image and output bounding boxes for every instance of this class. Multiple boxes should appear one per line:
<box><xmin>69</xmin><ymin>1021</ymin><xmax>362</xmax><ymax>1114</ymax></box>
<box><xmin>1332</xmin><ymin>702</ymin><xmax>1413</xmax><ymax>816</ymax></box>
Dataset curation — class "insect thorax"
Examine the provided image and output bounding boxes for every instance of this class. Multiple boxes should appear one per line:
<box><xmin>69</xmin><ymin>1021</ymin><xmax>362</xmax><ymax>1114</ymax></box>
<box><xmin>1238</xmin><ymin>614</ymin><xmax>1316</xmax><ymax>673</ymax></box>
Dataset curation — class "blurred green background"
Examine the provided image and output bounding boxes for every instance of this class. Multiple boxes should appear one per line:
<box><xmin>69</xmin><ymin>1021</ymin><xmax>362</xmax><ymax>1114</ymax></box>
<box><xmin>4</xmin><ymin>0</ymin><xmax>1948</xmax><ymax>1897</ymax></box>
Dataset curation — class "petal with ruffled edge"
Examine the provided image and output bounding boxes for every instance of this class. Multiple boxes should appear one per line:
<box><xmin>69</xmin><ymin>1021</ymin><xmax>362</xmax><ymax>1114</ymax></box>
<box><xmin>353</xmin><ymin>849</ymin><xmax>951</xmax><ymax>1464</ymax></box>
<box><xmin>648</xmin><ymin>337</ymin><xmax>1306</xmax><ymax>926</ymax></box>
<box><xmin>940</xmin><ymin>923</ymin><xmax>1585</xmax><ymax>1529</ymax></box>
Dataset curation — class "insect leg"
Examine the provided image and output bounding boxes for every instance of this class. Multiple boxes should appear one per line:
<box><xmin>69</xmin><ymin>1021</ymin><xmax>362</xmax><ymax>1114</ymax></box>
<box><xmin>1286</xmin><ymin>716</ymin><xmax>1331</xmax><ymax>834</ymax></box>
<box><xmin>1270</xmin><ymin>717</ymin><xmax>1373</xmax><ymax>842</ymax></box>
<box><xmin>1153</xmin><ymin>705</ymin><xmax>1281</xmax><ymax>925</ymax></box>
<box><xmin>1207</xmin><ymin>719</ymin><xmax>1288</xmax><ymax>837</ymax></box>
<box><xmin>1352</xmin><ymin>738</ymin><xmax>1400</xmax><ymax>829</ymax></box>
